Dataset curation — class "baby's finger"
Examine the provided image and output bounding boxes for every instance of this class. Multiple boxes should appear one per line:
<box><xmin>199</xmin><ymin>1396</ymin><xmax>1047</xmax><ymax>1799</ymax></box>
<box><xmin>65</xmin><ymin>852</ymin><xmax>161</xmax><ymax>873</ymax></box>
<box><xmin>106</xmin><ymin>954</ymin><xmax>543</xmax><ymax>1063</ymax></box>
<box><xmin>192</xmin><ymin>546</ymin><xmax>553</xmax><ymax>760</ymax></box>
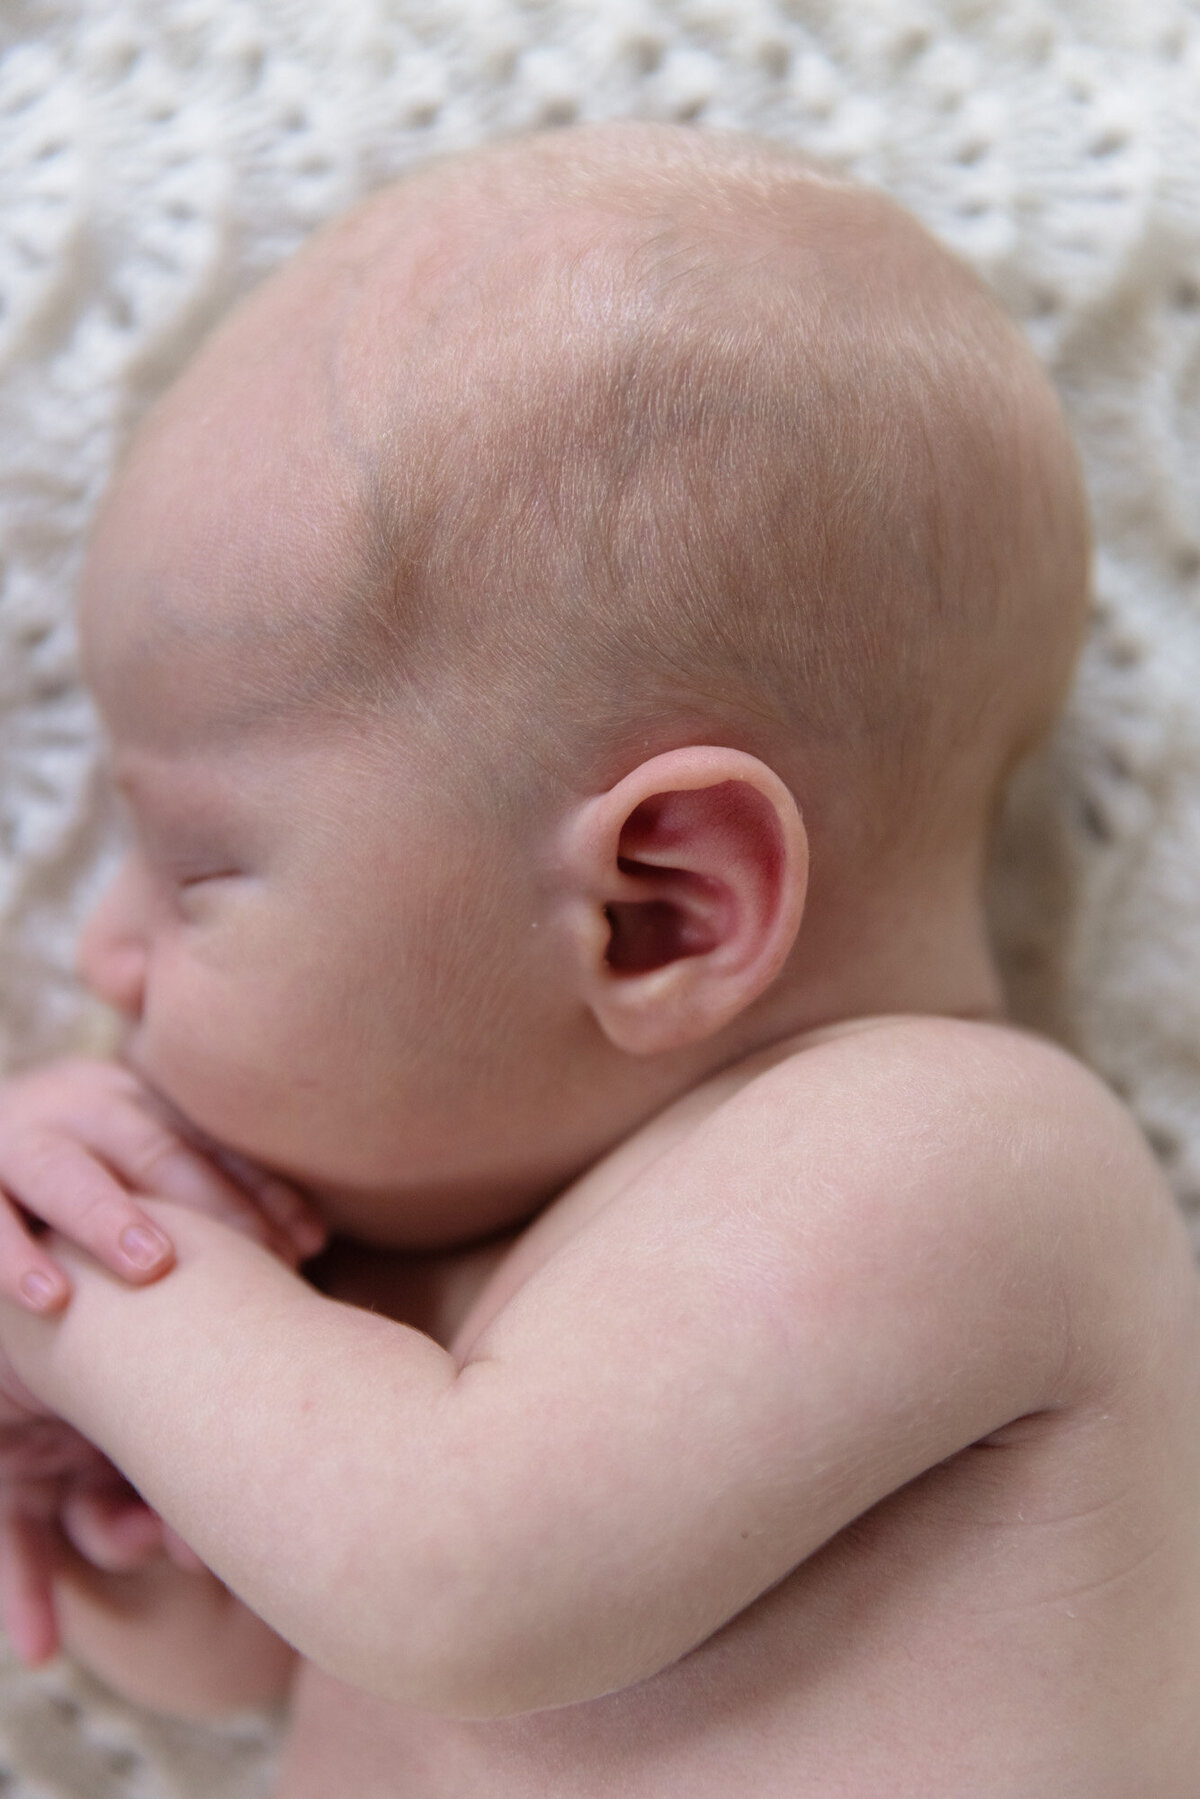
<box><xmin>93</xmin><ymin>1109</ymin><xmax>283</xmax><ymax>1249</ymax></box>
<box><xmin>0</xmin><ymin>1503</ymin><xmax>60</xmax><ymax>1665</ymax></box>
<box><xmin>0</xmin><ymin>1134</ymin><xmax>173</xmax><ymax>1294</ymax></box>
<box><xmin>0</xmin><ymin>1192</ymin><xmax>72</xmax><ymax>1315</ymax></box>
<box><xmin>60</xmin><ymin>1483</ymin><xmax>165</xmax><ymax>1573</ymax></box>
<box><xmin>208</xmin><ymin>1151</ymin><xmax>327</xmax><ymax>1262</ymax></box>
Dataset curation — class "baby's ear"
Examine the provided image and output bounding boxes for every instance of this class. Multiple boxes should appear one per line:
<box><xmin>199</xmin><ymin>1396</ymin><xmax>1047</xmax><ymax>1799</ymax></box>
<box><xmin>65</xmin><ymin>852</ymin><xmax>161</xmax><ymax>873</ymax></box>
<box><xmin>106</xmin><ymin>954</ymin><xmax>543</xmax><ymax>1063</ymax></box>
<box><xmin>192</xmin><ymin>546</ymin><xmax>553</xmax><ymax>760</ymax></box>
<box><xmin>560</xmin><ymin>748</ymin><xmax>807</xmax><ymax>1056</ymax></box>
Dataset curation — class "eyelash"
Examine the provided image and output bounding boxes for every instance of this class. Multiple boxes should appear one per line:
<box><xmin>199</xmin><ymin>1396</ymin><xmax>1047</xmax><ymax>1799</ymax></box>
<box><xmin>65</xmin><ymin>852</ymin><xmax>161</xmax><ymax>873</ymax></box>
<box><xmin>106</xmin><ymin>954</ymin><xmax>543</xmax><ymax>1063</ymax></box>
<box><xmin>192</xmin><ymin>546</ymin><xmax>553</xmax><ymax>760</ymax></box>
<box><xmin>168</xmin><ymin>868</ymin><xmax>242</xmax><ymax>908</ymax></box>
<box><xmin>123</xmin><ymin>816</ymin><xmax>243</xmax><ymax>901</ymax></box>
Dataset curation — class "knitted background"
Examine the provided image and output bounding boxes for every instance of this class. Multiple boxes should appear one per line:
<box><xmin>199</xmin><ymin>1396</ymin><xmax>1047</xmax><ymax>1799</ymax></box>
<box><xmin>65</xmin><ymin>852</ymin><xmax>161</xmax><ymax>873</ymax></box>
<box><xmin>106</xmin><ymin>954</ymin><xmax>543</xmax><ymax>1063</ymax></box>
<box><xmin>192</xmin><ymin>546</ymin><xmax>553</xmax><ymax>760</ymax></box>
<box><xmin>2</xmin><ymin>0</ymin><xmax>1200</xmax><ymax>1789</ymax></box>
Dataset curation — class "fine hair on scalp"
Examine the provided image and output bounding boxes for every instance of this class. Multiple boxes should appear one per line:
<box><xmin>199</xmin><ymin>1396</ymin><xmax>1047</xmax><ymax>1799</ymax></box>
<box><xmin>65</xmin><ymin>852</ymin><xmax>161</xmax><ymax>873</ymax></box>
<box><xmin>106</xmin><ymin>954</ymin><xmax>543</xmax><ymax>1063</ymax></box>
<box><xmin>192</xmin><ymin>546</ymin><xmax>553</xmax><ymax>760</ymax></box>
<box><xmin>322</xmin><ymin>125</ymin><xmax>1090</xmax><ymax>869</ymax></box>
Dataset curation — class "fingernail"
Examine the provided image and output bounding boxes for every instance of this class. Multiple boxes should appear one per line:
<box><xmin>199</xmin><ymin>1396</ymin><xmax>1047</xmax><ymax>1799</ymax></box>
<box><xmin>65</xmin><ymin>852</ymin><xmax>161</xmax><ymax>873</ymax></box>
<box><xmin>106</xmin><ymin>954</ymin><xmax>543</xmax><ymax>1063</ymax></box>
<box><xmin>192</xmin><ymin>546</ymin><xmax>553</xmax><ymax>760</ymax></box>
<box><xmin>19</xmin><ymin>1270</ymin><xmax>63</xmax><ymax>1312</ymax></box>
<box><xmin>120</xmin><ymin>1224</ymin><xmax>171</xmax><ymax>1270</ymax></box>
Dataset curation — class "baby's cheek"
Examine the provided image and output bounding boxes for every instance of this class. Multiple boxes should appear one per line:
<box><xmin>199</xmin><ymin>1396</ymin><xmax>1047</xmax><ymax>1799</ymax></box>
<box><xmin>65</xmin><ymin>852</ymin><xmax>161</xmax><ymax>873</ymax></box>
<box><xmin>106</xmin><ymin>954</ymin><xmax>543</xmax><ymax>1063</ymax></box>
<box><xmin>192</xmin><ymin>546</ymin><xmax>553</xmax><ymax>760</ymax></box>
<box><xmin>138</xmin><ymin>950</ymin><xmax>399</xmax><ymax>1181</ymax></box>
<box><xmin>135</xmin><ymin>889</ymin><xmax>490</xmax><ymax>1187</ymax></box>
<box><xmin>138</xmin><ymin>951</ymin><xmax>320</xmax><ymax>1151</ymax></box>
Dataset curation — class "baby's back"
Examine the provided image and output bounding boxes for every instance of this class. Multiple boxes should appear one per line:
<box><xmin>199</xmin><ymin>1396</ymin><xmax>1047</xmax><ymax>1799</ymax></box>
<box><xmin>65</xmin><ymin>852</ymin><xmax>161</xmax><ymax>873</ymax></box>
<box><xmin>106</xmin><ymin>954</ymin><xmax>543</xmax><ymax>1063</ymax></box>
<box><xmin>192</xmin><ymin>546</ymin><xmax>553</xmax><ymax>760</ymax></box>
<box><xmin>278</xmin><ymin>1019</ymin><xmax>1200</xmax><ymax>1798</ymax></box>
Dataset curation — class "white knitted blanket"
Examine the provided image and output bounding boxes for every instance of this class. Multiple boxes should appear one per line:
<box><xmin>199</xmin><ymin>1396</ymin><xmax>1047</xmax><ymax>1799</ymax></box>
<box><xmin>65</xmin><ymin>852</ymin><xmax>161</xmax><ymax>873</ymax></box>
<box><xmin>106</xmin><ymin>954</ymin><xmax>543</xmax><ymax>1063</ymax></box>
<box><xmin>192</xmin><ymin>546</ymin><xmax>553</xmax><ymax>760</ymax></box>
<box><xmin>3</xmin><ymin>0</ymin><xmax>1200</xmax><ymax>1789</ymax></box>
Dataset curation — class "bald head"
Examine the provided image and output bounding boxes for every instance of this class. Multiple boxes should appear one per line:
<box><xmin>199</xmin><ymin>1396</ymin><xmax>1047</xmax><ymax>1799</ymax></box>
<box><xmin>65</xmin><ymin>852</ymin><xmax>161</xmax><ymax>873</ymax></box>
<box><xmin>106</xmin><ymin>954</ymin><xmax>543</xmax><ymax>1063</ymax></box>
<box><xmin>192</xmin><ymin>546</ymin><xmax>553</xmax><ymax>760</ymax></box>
<box><xmin>87</xmin><ymin>124</ymin><xmax>1090</xmax><ymax>874</ymax></box>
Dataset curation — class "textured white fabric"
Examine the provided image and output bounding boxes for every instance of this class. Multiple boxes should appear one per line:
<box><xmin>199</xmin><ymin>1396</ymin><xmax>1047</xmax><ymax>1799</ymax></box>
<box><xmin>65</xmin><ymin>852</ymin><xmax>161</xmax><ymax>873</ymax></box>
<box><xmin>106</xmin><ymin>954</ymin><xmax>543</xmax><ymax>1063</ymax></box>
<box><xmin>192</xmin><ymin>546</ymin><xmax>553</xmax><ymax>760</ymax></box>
<box><xmin>2</xmin><ymin>0</ymin><xmax>1200</xmax><ymax>1789</ymax></box>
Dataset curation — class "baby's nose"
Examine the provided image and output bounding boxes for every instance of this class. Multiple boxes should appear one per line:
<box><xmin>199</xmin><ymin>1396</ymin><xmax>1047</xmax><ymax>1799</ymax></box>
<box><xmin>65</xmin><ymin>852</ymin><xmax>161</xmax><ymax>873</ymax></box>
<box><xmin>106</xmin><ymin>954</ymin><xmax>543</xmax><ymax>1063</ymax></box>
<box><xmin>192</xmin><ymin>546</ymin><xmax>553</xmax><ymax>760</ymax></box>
<box><xmin>77</xmin><ymin>858</ymin><xmax>150</xmax><ymax>1021</ymax></box>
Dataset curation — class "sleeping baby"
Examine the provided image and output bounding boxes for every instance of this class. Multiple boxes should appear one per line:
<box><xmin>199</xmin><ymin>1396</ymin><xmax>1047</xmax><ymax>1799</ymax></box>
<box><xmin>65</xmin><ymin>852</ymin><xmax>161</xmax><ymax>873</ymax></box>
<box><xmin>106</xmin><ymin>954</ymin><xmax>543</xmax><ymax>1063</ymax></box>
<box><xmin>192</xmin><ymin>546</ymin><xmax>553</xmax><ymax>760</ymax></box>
<box><xmin>0</xmin><ymin>122</ymin><xmax>1197</xmax><ymax>1797</ymax></box>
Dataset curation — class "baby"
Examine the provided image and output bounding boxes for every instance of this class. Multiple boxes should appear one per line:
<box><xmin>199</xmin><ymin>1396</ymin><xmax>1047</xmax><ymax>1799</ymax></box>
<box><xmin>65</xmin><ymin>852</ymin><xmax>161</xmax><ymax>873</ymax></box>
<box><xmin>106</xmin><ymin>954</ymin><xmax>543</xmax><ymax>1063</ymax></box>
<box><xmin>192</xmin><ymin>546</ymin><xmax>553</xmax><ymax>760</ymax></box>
<box><xmin>0</xmin><ymin>122</ymin><xmax>1198</xmax><ymax>1797</ymax></box>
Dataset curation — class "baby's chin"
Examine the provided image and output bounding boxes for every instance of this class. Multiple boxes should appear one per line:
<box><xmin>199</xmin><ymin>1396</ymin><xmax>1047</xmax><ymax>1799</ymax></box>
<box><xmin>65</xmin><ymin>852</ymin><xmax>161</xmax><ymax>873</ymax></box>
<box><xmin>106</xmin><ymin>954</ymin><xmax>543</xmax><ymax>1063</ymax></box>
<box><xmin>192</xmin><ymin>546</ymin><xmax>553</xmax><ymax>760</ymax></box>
<box><xmin>117</xmin><ymin>1044</ymin><xmax>549</xmax><ymax>1244</ymax></box>
<box><xmin>117</xmin><ymin>1033</ymin><xmax>326</xmax><ymax>1184</ymax></box>
<box><xmin>298</xmin><ymin>1167</ymin><xmax>553</xmax><ymax>1251</ymax></box>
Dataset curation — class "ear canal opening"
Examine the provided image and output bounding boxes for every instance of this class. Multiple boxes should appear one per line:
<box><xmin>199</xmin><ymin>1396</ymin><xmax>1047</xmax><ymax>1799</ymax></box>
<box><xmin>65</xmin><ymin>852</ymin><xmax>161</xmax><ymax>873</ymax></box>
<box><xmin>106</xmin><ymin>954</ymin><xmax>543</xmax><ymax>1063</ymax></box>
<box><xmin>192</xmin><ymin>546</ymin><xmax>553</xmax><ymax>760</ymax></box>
<box><xmin>604</xmin><ymin>891</ymin><xmax>719</xmax><ymax>975</ymax></box>
<box><xmin>605</xmin><ymin>900</ymin><xmax>678</xmax><ymax>975</ymax></box>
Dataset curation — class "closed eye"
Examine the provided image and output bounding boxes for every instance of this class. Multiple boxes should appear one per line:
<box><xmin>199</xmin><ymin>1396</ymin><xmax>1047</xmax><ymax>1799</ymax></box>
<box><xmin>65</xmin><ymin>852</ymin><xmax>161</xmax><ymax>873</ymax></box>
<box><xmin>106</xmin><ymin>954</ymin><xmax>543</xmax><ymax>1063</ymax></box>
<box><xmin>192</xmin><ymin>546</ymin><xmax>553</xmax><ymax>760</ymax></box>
<box><xmin>172</xmin><ymin>868</ymin><xmax>245</xmax><ymax>907</ymax></box>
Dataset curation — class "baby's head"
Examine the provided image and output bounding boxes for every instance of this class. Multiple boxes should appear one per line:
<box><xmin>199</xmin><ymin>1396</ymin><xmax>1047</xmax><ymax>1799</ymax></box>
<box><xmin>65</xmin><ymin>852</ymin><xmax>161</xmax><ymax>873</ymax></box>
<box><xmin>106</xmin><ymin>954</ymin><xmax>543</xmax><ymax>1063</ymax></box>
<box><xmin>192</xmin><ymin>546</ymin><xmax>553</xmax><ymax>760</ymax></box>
<box><xmin>78</xmin><ymin>124</ymin><xmax>1089</xmax><ymax>1240</ymax></box>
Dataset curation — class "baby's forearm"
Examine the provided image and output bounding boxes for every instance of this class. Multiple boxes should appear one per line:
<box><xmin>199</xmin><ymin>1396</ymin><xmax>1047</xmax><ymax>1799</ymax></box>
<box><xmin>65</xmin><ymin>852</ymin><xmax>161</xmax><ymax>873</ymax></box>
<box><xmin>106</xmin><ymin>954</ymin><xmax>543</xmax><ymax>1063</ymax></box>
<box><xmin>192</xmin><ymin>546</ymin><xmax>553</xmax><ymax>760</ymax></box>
<box><xmin>0</xmin><ymin>1204</ymin><xmax>470</xmax><ymax>1708</ymax></box>
<box><xmin>53</xmin><ymin>1543</ymin><xmax>296</xmax><ymax>1719</ymax></box>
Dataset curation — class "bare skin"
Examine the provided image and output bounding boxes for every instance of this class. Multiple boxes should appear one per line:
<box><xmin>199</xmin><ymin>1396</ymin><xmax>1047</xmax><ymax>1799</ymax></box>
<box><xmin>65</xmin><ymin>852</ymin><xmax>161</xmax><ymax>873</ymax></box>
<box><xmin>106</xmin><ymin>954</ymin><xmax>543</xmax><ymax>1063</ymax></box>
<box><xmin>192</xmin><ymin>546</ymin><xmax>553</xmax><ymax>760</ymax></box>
<box><xmin>266</xmin><ymin>1014</ymin><xmax>1200</xmax><ymax>1799</ymax></box>
<box><xmin>281</xmin><ymin>1046</ymin><xmax>1200</xmax><ymax>1799</ymax></box>
<box><xmin>0</xmin><ymin>126</ymin><xmax>1195</xmax><ymax>1797</ymax></box>
<box><xmin>10</xmin><ymin>1017</ymin><xmax>1200</xmax><ymax>1798</ymax></box>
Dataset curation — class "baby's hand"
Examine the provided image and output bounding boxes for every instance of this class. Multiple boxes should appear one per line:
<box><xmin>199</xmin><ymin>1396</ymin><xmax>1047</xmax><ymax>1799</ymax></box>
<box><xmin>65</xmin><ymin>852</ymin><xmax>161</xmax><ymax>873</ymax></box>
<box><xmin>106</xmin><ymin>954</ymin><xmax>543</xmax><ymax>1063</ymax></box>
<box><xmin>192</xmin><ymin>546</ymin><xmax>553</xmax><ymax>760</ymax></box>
<box><xmin>0</xmin><ymin>1059</ymin><xmax>326</xmax><ymax>1314</ymax></box>
<box><xmin>0</xmin><ymin>1403</ymin><xmax>200</xmax><ymax>1665</ymax></box>
<box><xmin>0</xmin><ymin>1408</ymin><xmax>110</xmax><ymax>1664</ymax></box>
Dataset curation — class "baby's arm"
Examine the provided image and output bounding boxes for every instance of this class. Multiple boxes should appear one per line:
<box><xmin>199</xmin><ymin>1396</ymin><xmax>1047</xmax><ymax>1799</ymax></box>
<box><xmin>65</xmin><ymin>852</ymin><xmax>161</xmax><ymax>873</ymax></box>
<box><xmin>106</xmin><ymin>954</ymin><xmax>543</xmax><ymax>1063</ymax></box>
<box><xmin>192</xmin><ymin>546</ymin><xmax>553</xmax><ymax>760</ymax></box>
<box><xmin>0</xmin><ymin>1270</ymin><xmax>299</xmax><ymax>1705</ymax></box>
<box><xmin>0</xmin><ymin>1058</ymin><xmax>327</xmax><ymax>1686</ymax></box>
<box><xmin>4</xmin><ymin>1234</ymin><xmax>510</xmax><ymax>1717</ymax></box>
<box><xmin>0</xmin><ymin>1023</ymin><xmax>1174</xmax><ymax>1719</ymax></box>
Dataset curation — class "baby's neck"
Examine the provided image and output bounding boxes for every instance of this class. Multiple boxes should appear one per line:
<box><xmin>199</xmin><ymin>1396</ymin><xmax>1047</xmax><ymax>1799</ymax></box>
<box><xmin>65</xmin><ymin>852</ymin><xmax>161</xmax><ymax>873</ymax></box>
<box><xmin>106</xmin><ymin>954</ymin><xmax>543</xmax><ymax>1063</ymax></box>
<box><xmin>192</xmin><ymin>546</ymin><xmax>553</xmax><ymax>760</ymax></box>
<box><xmin>753</xmin><ymin>856</ymin><xmax>1006</xmax><ymax>1048</ymax></box>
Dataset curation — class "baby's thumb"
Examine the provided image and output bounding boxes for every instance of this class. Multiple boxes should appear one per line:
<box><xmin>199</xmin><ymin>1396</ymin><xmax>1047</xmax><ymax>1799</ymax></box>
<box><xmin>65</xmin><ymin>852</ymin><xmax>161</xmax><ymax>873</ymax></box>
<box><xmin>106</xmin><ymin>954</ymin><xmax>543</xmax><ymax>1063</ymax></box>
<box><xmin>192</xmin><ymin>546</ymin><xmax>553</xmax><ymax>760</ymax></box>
<box><xmin>60</xmin><ymin>1484</ymin><xmax>165</xmax><ymax>1572</ymax></box>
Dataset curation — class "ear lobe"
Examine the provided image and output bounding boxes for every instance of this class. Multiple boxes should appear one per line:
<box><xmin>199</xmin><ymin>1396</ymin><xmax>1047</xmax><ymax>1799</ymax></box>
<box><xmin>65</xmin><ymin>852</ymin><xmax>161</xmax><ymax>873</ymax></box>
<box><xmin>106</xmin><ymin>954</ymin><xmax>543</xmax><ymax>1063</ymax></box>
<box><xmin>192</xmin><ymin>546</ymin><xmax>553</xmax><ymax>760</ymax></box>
<box><xmin>565</xmin><ymin>749</ymin><xmax>808</xmax><ymax>1057</ymax></box>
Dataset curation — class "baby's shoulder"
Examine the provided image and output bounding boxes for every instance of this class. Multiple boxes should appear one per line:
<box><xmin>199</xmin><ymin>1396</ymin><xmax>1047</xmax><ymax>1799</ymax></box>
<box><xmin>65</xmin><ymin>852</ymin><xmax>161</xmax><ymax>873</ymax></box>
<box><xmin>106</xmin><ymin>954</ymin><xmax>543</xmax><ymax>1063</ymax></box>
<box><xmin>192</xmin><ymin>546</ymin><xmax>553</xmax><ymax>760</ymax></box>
<box><xmin>721</xmin><ymin>1014</ymin><xmax>1189</xmax><ymax>1342</ymax></box>
<box><xmin>740</xmin><ymin>1012</ymin><xmax>1151</xmax><ymax>1176</ymax></box>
